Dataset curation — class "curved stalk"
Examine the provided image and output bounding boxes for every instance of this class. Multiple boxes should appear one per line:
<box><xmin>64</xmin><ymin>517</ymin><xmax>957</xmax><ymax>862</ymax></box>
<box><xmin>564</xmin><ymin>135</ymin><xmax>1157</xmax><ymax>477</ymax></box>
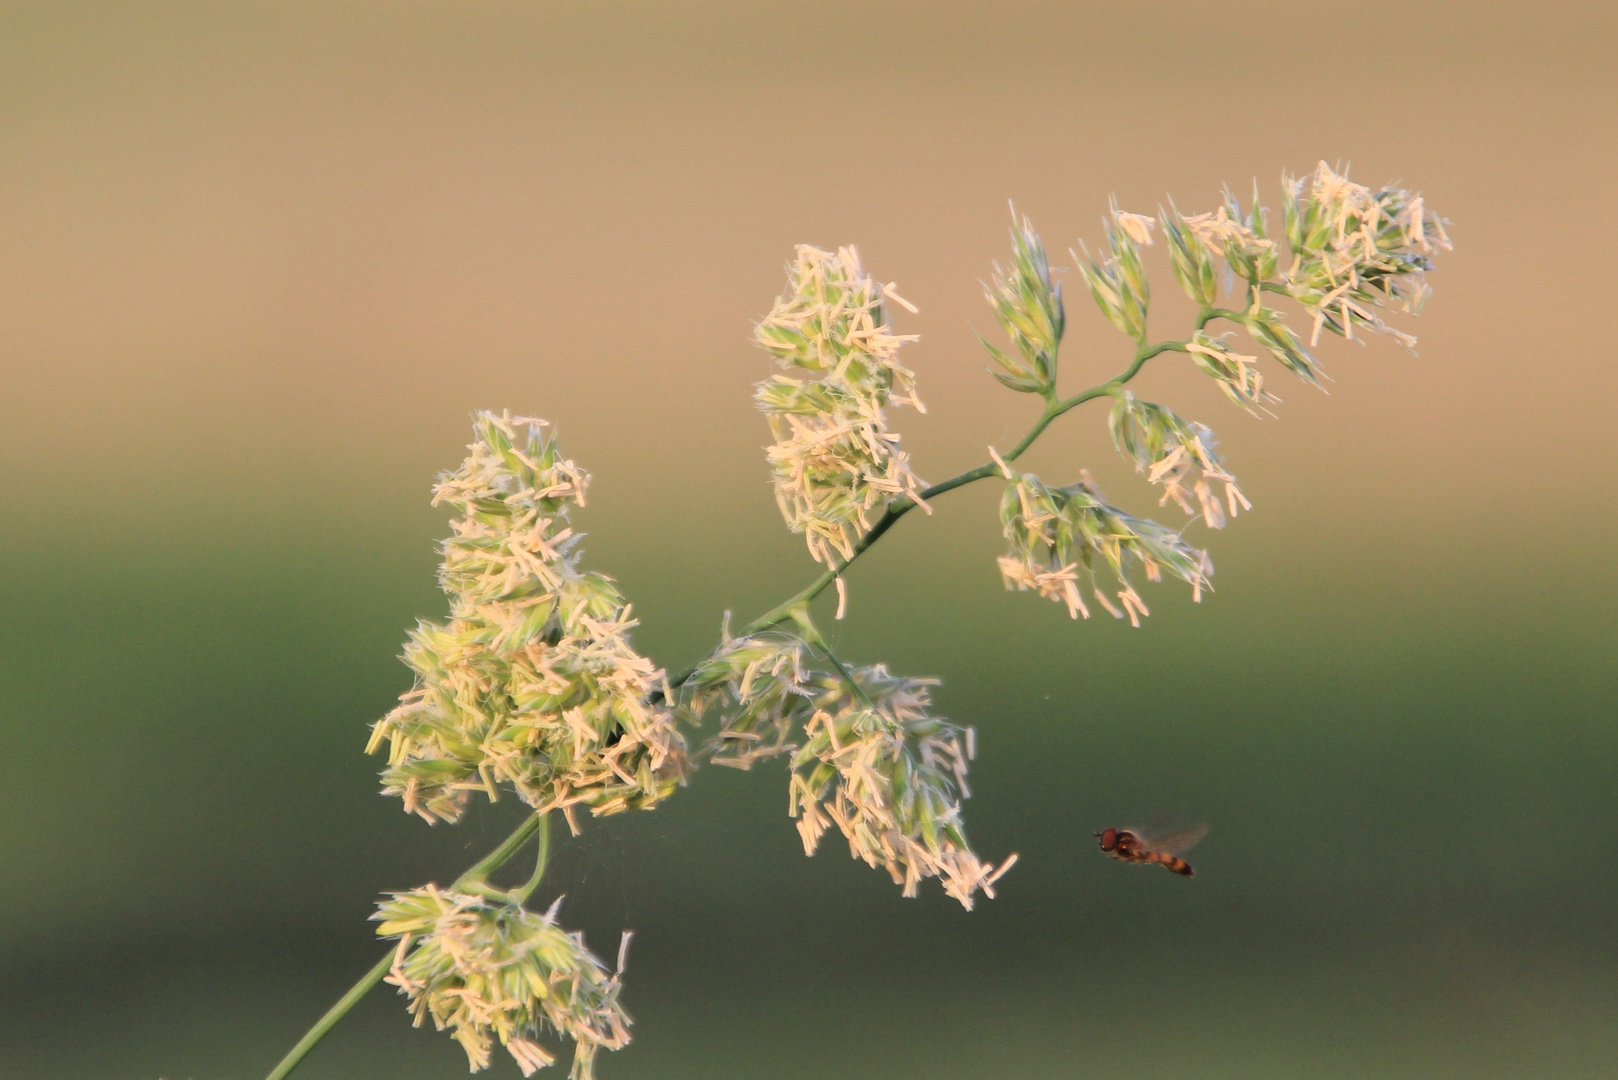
<box><xmin>510</xmin><ymin>814</ymin><xmax>553</xmax><ymax>905</ymax></box>
<box><xmin>452</xmin><ymin>809</ymin><xmax>549</xmax><ymax>892</ymax></box>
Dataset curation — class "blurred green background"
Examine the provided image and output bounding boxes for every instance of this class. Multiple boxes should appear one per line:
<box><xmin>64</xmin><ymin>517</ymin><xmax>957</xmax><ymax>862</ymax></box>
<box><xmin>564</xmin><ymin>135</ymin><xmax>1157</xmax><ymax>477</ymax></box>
<box><xmin>1</xmin><ymin>3</ymin><xmax>1614</xmax><ymax>1078</ymax></box>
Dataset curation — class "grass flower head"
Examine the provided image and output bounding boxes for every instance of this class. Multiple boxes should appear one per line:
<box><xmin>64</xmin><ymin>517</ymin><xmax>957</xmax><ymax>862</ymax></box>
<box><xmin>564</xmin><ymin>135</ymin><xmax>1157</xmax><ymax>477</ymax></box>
<box><xmin>755</xmin><ymin>245</ymin><xmax>929</xmax><ymax>571</ymax></box>
<box><xmin>375</xmin><ymin>885</ymin><xmax>631</xmax><ymax>1079</ymax></box>
<box><xmin>367</xmin><ymin>412</ymin><xmax>687</xmax><ymax>827</ymax></box>
<box><xmin>787</xmin><ymin>664</ymin><xmax>1014</xmax><ymax>909</ymax></box>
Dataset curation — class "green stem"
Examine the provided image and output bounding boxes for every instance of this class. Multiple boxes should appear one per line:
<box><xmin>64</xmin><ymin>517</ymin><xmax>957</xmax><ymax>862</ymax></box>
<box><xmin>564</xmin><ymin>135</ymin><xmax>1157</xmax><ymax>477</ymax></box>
<box><xmin>452</xmin><ymin>810</ymin><xmax>548</xmax><ymax>892</ymax></box>
<box><xmin>679</xmin><ymin>335</ymin><xmax>1189</xmax><ymax>662</ymax></box>
<box><xmin>510</xmin><ymin>814</ymin><xmax>553</xmax><ymax>905</ymax></box>
<box><xmin>1200</xmin><ymin>307</ymin><xmax>1247</xmax><ymax>328</ymax></box>
<box><xmin>819</xmin><ymin>649</ymin><xmax>872</xmax><ymax>707</ymax></box>
<box><xmin>263</xmin><ymin>952</ymin><xmax>393</xmax><ymax>1080</ymax></box>
<box><xmin>263</xmin><ymin>810</ymin><xmax>549</xmax><ymax>1080</ymax></box>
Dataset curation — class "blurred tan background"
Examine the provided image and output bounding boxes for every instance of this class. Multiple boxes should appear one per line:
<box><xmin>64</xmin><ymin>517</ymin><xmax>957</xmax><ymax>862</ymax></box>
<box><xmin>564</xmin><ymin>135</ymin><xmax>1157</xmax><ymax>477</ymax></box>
<box><xmin>0</xmin><ymin>3</ymin><xmax>1614</xmax><ymax>1078</ymax></box>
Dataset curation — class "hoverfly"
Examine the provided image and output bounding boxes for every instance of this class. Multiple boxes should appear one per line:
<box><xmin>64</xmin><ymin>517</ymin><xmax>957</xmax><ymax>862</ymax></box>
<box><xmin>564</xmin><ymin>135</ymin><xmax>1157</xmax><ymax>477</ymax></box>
<box><xmin>1095</xmin><ymin>820</ymin><xmax>1208</xmax><ymax>877</ymax></box>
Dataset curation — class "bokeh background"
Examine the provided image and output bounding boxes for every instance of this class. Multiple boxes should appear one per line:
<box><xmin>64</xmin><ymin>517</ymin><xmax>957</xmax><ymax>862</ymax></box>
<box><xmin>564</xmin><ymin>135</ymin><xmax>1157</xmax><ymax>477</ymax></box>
<box><xmin>2</xmin><ymin>3</ymin><xmax>1614</xmax><ymax>1078</ymax></box>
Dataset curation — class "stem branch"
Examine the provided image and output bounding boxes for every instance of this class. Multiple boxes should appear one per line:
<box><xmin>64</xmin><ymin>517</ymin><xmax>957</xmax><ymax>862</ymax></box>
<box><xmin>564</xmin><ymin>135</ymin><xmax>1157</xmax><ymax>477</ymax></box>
<box><xmin>452</xmin><ymin>810</ymin><xmax>548</xmax><ymax>892</ymax></box>
<box><xmin>511</xmin><ymin>814</ymin><xmax>553</xmax><ymax>905</ymax></box>
<box><xmin>686</xmin><ymin>334</ymin><xmax>1189</xmax><ymax>663</ymax></box>
<box><xmin>271</xmin><ymin>319</ymin><xmax>1205</xmax><ymax>1077</ymax></box>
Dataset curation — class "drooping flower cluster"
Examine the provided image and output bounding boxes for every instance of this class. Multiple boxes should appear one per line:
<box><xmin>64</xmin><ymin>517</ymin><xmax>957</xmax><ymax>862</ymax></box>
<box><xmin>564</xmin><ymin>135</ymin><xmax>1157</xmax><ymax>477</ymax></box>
<box><xmin>375</xmin><ymin>886</ymin><xmax>631</xmax><ymax>1078</ymax></box>
<box><xmin>982</xmin><ymin>214</ymin><xmax>1064</xmax><ymax>396</ymax></box>
<box><xmin>1108</xmin><ymin>392</ymin><xmax>1251</xmax><ymax>529</ymax></box>
<box><xmin>677</xmin><ymin>623</ymin><xmax>1015</xmax><ymax>906</ymax></box>
<box><xmin>787</xmin><ymin>664</ymin><xmax>1014</xmax><ymax>909</ymax></box>
<box><xmin>679</xmin><ymin>623</ymin><xmax>815</xmax><ymax>770</ymax></box>
<box><xmin>1281</xmin><ymin>161</ymin><xmax>1450</xmax><ymax>349</ymax></box>
<box><xmin>996</xmin><ymin>465</ymin><xmax>1213</xmax><ymax>626</ymax></box>
<box><xmin>755</xmin><ymin>245</ymin><xmax>929</xmax><ymax>577</ymax></box>
<box><xmin>368</xmin><ymin>412</ymin><xmax>686</xmax><ymax>827</ymax></box>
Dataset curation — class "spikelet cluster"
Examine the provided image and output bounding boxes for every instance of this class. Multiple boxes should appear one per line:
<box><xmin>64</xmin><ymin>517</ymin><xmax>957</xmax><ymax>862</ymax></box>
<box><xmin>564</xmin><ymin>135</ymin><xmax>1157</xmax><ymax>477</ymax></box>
<box><xmin>368</xmin><ymin>412</ymin><xmax>686</xmax><ymax>826</ymax></box>
<box><xmin>1108</xmin><ymin>392</ymin><xmax>1251</xmax><ymax>529</ymax></box>
<box><xmin>787</xmin><ymin>665</ymin><xmax>1014</xmax><ymax>909</ymax></box>
<box><xmin>1175</xmin><ymin>187</ymin><xmax>1283</xmax><ymax>290</ymax></box>
<box><xmin>679</xmin><ymin>623</ymin><xmax>816</xmax><ymax>770</ymax></box>
<box><xmin>996</xmin><ymin>465</ymin><xmax>1212</xmax><ymax>626</ymax></box>
<box><xmin>1281</xmin><ymin>161</ymin><xmax>1451</xmax><ymax>350</ymax></box>
<box><xmin>1156</xmin><ymin>164</ymin><xmax>1449</xmax><ymax>388</ymax></box>
<box><xmin>1185</xmin><ymin>332</ymin><xmax>1277</xmax><ymax>414</ymax></box>
<box><xmin>1074</xmin><ymin>203</ymin><xmax>1154</xmax><ymax>343</ymax></box>
<box><xmin>755</xmin><ymin>245</ymin><xmax>929</xmax><ymax>574</ymax></box>
<box><xmin>1162</xmin><ymin>190</ymin><xmax>1331</xmax><ymax>384</ymax></box>
<box><xmin>982</xmin><ymin>214</ymin><xmax>1064</xmax><ymax>395</ymax></box>
<box><xmin>375</xmin><ymin>886</ymin><xmax>631</xmax><ymax>1078</ymax></box>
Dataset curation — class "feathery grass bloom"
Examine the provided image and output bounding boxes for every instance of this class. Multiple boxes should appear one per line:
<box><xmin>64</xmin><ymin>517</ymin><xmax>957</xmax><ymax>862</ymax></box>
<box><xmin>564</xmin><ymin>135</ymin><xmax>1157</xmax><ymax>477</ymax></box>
<box><xmin>680</xmin><ymin>623</ymin><xmax>815</xmax><ymax>770</ymax></box>
<box><xmin>367</xmin><ymin>412</ymin><xmax>686</xmax><ymax>827</ymax></box>
<box><xmin>755</xmin><ymin>245</ymin><xmax>929</xmax><ymax>574</ymax></box>
<box><xmin>1179</xmin><ymin>185</ymin><xmax>1283</xmax><ymax>289</ymax></box>
<box><xmin>1074</xmin><ymin>203</ymin><xmax>1153</xmax><ymax>343</ymax></box>
<box><xmin>982</xmin><ymin>213</ymin><xmax>1064</xmax><ymax>396</ymax></box>
<box><xmin>1161</xmin><ymin>201</ymin><xmax>1221</xmax><ymax>309</ymax></box>
<box><xmin>1108</xmin><ymin>392</ymin><xmax>1250</xmax><ymax>529</ymax></box>
<box><xmin>1281</xmin><ymin>161</ymin><xmax>1451</xmax><ymax>349</ymax></box>
<box><xmin>680</xmin><ymin>625</ymin><xmax>1015</xmax><ymax>905</ymax></box>
<box><xmin>787</xmin><ymin>664</ymin><xmax>1014</xmax><ymax>909</ymax></box>
<box><xmin>996</xmin><ymin>466</ymin><xmax>1213</xmax><ymax>626</ymax></box>
<box><xmin>375</xmin><ymin>886</ymin><xmax>631</xmax><ymax>1078</ymax></box>
<box><xmin>1185</xmin><ymin>332</ymin><xmax>1277</xmax><ymax>414</ymax></box>
<box><xmin>1160</xmin><ymin>193</ymin><xmax>1321</xmax><ymax>387</ymax></box>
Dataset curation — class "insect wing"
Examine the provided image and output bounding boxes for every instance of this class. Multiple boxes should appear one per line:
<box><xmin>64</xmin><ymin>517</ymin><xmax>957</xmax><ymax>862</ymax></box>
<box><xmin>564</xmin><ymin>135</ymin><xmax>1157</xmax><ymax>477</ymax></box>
<box><xmin>1133</xmin><ymin>821</ymin><xmax>1208</xmax><ymax>857</ymax></box>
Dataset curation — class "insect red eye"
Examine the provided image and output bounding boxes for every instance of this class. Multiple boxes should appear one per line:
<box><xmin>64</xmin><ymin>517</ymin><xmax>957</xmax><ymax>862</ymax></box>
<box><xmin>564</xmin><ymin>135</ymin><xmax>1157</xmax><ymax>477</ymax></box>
<box><xmin>1097</xmin><ymin>828</ymin><xmax>1118</xmax><ymax>851</ymax></box>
